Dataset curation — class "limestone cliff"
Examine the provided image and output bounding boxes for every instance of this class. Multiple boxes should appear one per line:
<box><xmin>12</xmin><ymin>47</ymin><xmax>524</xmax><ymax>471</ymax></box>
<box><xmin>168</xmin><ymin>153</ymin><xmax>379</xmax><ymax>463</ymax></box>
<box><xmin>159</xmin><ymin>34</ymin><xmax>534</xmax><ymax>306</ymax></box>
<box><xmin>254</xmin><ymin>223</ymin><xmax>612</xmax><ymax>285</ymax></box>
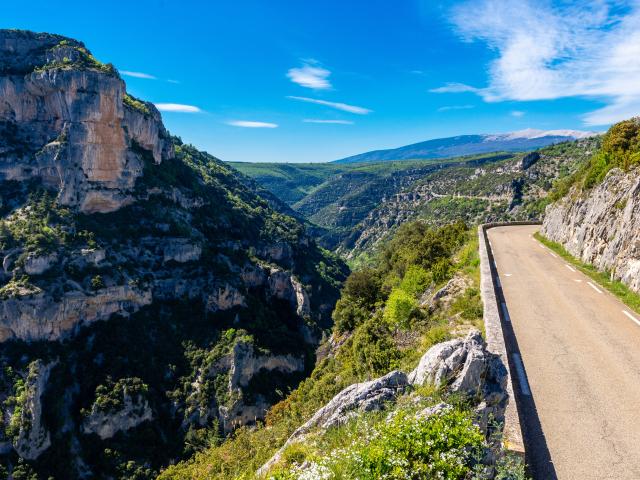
<box><xmin>542</xmin><ymin>167</ymin><xmax>640</xmax><ymax>292</ymax></box>
<box><xmin>541</xmin><ymin>118</ymin><xmax>640</xmax><ymax>293</ymax></box>
<box><xmin>0</xmin><ymin>30</ymin><xmax>173</xmax><ymax>214</ymax></box>
<box><xmin>0</xmin><ymin>30</ymin><xmax>347</xmax><ymax>478</ymax></box>
<box><xmin>10</xmin><ymin>360</ymin><xmax>56</xmax><ymax>461</ymax></box>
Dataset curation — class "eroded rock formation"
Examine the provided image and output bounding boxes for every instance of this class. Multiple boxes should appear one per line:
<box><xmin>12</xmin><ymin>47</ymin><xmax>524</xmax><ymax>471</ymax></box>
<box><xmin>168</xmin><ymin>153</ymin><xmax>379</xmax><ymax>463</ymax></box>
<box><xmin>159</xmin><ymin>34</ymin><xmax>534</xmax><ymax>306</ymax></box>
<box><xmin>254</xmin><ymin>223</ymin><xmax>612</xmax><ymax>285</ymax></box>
<box><xmin>542</xmin><ymin>167</ymin><xmax>640</xmax><ymax>292</ymax></box>
<box><xmin>0</xmin><ymin>30</ymin><xmax>173</xmax><ymax>214</ymax></box>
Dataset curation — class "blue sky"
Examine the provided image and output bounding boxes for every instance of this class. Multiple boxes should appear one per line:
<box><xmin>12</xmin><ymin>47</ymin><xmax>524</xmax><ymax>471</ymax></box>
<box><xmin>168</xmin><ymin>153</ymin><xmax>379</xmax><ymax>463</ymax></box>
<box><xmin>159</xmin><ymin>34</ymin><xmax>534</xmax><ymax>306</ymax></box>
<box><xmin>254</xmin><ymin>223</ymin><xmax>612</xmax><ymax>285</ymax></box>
<box><xmin>4</xmin><ymin>0</ymin><xmax>639</xmax><ymax>162</ymax></box>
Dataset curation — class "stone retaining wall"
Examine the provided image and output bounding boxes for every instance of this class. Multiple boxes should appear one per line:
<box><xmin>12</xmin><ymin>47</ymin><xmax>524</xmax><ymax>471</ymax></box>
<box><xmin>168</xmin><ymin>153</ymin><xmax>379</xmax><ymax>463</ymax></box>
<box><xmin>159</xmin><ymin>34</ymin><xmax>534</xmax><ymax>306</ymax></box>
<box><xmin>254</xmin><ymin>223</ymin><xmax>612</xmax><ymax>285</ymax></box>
<box><xmin>478</xmin><ymin>222</ymin><xmax>540</xmax><ymax>455</ymax></box>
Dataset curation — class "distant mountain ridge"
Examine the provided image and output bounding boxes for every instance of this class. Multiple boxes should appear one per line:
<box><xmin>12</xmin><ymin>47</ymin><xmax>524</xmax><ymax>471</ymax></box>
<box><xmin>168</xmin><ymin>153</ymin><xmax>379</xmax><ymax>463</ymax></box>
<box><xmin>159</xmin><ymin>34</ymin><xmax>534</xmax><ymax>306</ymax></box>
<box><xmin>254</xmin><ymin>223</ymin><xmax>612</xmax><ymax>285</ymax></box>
<box><xmin>334</xmin><ymin>129</ymin><xmax>598</xmax><ymax>164</ymax></box>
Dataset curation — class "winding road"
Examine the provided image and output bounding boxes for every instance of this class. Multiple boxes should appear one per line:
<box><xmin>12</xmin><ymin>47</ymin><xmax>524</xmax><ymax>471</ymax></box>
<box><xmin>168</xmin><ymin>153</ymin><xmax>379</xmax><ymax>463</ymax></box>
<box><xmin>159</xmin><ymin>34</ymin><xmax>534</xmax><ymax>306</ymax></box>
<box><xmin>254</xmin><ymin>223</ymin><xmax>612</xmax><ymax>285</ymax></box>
<box><xmin>488</xmin><ymin>225</ymin><xmax>640</xmax><ymax>480</ymax></box>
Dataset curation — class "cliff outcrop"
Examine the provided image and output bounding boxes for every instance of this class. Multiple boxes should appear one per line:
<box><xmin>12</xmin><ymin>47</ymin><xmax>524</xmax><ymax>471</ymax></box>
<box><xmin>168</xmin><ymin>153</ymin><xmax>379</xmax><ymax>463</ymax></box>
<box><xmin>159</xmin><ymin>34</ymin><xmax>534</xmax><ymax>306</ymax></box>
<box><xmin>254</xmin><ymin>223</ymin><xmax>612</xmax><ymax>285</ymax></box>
<box><xmin>0</xmin><ymin>30</ymin><xmax>347</xmax><ymax>478</ymax></box>
<box><xmin>542</xmin><ymin>167</ymin><xmax>640</xmax><ymax>292</ymax></box>
<box><xmin>0</xmin><ymin>30</ymin><xmax>173</xmax><ymax>214</ymax></box>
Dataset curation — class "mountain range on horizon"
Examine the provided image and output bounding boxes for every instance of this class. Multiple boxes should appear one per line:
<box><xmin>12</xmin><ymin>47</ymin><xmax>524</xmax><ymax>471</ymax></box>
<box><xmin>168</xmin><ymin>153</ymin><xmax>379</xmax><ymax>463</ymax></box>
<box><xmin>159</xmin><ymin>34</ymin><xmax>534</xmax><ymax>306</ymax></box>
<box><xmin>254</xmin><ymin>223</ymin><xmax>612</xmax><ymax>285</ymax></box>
<box><xmin>333</xmin><ymin>129</ymin><xmax>598</xmax><ymax>164</ymax></box>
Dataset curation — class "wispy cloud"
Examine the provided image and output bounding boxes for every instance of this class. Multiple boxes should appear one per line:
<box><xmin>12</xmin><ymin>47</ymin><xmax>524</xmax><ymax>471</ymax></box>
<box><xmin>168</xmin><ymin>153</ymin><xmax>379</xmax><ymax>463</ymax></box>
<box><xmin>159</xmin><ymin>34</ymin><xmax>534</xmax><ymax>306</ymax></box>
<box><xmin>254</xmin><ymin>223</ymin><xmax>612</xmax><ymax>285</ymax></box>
<box><xmin>511</xmin><ymin>110</ymin><xmax>525</xmax><ymax>117</ymax></box>
<box><xmin>287</xmin><ymin>96</ymin><xmax>372</xmax><ymax>114</ymax></box>
<box><xmin>303</xmin><ymin>119</ymin><xmax>354</xmax><ymax>124</ymax></box>
<box><xmin>227</xmin><ymin>120</ymin><xmax>278</xmax><ymax>128</ymax></box>
<box><xmin>154</xmin><ymin>103</ymin><xmax>201</xmax><ymax>113</ymax></box>
<box><xmin>437</xmin><ymin>104</ymin><xmax>475</xmax><ymax>112</ymax></box>
<box><xmin>429</xmin><ymin>83</ymin><xmax>480</xmax><ymax>94</ymax></box>
<box><xmin>167</xmin><ymin>79</ymin><xmax>180</xmax><ymax>84</ymax></box>
<box><xmin>445</xmin><ymin>0</ymin><xmax>640</xmax><ymax>125</ymax></box>
<box><xmin>287</xmin><ymin>61</ymin><xmax>332</xmax><ymax>90</ymax></box>
<box><xmin>121</xmin><ymin>70</ymin><xmax>157</xmax><ymax>80</ymax></box>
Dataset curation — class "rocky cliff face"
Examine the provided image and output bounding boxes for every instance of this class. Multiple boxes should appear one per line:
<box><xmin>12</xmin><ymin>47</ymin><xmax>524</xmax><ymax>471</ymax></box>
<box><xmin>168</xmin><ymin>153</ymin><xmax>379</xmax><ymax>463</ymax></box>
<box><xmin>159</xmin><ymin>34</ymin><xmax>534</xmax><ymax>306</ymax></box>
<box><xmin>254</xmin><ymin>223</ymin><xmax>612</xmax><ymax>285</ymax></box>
<box><xmin>0</xmin><ymin>30</ymin><xmax>173</xmax><ymax>214</ymax></box>
<box><xmin>82</xmin><ymin>390</ymin><xmax>153</xmax><ymax>440</ymax></box>
<box><xmin>10</xmin><ymin>360</ymin><xmax>56</xmax><ymax>461</ymax></box>
<box><xmin>0</xmin><ymin>30</ymin><xmax>347</xmax><ymax>478</ymax></box>
<box><xmin>542</xmin><ymin>167</ymin><xmax>640</xmax><ymax>292</ymax></box>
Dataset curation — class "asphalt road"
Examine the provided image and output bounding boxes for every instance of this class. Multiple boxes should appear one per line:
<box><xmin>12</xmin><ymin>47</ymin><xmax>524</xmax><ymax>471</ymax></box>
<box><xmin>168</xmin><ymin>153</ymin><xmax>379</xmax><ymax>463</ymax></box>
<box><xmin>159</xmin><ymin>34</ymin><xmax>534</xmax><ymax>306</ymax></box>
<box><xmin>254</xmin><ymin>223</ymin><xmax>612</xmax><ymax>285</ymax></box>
<box><xmin>488</xmin><ymin>225</ymin><xmax>640</xmax><ymax>480</ymax></box>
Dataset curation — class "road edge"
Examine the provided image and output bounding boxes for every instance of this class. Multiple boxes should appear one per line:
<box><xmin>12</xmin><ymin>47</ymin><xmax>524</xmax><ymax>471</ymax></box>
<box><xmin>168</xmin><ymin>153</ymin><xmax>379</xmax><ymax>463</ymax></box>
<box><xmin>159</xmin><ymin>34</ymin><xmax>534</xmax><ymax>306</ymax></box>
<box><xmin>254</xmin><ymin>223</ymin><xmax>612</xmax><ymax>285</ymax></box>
<box><xmin>478</xmin><ymin>222</ymin><xmax>539</xmax><ymax>457</ymax></box>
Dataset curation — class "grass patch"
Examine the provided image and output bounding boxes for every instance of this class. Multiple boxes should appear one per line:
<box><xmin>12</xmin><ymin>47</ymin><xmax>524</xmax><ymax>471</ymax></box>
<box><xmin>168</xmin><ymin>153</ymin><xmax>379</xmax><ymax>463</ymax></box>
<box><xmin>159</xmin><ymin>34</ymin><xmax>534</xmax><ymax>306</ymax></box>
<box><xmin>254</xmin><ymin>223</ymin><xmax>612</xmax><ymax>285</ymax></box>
<box><xmin>535</xmin><ymin>232</ymin><xmax>640</xmax><ymax>315</ymax></box>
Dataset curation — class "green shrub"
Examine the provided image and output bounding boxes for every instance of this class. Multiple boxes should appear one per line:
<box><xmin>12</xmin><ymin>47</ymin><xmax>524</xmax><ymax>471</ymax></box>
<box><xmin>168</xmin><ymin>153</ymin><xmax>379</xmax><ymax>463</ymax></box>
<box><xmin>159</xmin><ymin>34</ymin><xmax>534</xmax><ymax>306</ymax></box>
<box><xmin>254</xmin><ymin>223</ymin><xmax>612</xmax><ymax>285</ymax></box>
<box><xmin>383</xmin><ymin>287</ymin><xmax>417</xmax><ymax>329</ymax></box>
<box><xmin>123</xmin><ymin>93</ymin><xmax>151</xmax><ymax>116</ymax></box>
<box><xmin>350</xmin><ymin>409</ymin><xmax>484</xmax><ymax>479</ymax></box>
<box><xmin>89</xmin><ymin>377</ymin><xmax>149</xmax><ymax>414</ymax></box>
<box><xmin>342</xmin><ymin>267</ymin><xmax>382</xmax><ymax>307</ymax></box>
<box><xmin>431</xmin><ymin>257</ymin><xmax>452</xmax><ymax>284</ymax></box>
<box><xmin>91</xmin><ymin>274</ymin><xmax>105</xmax><ymax>290</ymax></box>
<box><xmin>332</xmin><ymin>296</ymin><xmax>370</xmax><ymax>333</ymax></box>
<box><xmin>399</xmin><ymin>265</ymin><xmax>431</xmax><ymax>297</ymax></box>
<box><xmin>550</xmin><ymin>117</ymin><xmax>640</xmax><ymax>199</ymax></box>
<box><xmin>351</xmin><ymin>315</ymin><xmax>400</xmax><ymax>376</ymax></box>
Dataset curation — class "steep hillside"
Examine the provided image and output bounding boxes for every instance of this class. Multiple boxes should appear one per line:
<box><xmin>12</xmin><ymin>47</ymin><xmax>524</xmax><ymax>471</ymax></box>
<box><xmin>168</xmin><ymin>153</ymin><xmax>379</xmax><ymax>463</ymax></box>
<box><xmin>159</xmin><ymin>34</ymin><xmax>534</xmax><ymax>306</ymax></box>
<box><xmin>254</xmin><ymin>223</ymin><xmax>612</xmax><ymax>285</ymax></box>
<box><xmin>541</xmin><ymin>118</ymin><xmax>640</xmax><ymax>293</ymax></box>
<box><xmin>333</xmin><ymin>129</ymin><xmax>596</xmax><ymax>164</ymax></box>
<box><xmin>0</xmin><ymin>30</ymin><xmax>347</xmax><ymax>479</ymax></box>
<box><xmin>159</xmin><ymin>221</ymin><xmax>526</xmax><ymax>480</ymax></box>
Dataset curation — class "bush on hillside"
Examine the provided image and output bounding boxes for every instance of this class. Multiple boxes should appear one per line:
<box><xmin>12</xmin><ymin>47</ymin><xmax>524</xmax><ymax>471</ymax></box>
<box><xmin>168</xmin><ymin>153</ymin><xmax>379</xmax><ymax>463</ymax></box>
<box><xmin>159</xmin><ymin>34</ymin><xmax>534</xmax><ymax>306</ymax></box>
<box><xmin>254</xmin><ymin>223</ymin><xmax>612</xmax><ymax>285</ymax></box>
<box><xmin>552</xmin><ymin>117</ymin><xmax>640</xmax><ymax>197</ymax></box>
<box><xmin>383</xmin><ymin>287</ymin><xmax>417</xmax><ymax>329</ymax></box>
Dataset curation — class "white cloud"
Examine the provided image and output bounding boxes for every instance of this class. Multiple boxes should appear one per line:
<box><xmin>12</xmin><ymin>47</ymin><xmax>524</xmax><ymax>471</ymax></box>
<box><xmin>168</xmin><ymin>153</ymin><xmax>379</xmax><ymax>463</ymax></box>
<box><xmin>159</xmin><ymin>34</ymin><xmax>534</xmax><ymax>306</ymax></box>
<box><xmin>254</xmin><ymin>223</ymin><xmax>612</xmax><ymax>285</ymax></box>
<box><xmin>429</xmin><ymin>82</ymin><xmax>480</xmax><ymax>94</ymax></box>
<box><xmin>154</xmin><ymin>103</ymin><xmax>201</xmax><ymax>113</ymax></box>
<box><xmin>121</xmin><ymin>70</ymin><xmax>157</xmax><ymax>80</ymax></box>
<box><xmin>287</xmin><ymin>62</ymin><xmax>332</xmax><ymax>90</ymax></box>
<box><xmin>287</xmin><ymin>96</ymin><xmax>372</xmax><ymax>114</ymax></box>
<box><xmin>303</xmin><ymin>119</ymin><xmax>354</xmax><ymax>124</ymax></box>
<box><xmin>167</xmin><ymin>79</ymin><xmax>180</xmax><ymax>84</ymax></box>
<box><xmin>437</xmin><ymin>104</ymin><xmax>475</xmax><ymax>112</ymax></box>
<box><xmin>227</xmin><ymin>120</ymin><xmax>278</xmax><ymax>128</ymax></box>
<box><xmin>511</xmin><ymin>110</ymin><xmax>525</xmax><ymax>117</ymax></box>
<box><xmin>445</xmin><ymin>0</ymin><xmax>640</xmax><ymax>125</ymax></box>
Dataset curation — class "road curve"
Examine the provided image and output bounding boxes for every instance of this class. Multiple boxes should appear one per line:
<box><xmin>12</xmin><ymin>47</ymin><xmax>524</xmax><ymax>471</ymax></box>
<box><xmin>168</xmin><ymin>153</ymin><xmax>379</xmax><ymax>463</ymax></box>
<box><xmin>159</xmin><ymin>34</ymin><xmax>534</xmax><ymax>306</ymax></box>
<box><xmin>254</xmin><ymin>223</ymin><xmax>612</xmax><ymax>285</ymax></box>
<box><xmin>488</xmin><ymin>225</ymin><xmax>640</xmax><ymax>480</ymax></box>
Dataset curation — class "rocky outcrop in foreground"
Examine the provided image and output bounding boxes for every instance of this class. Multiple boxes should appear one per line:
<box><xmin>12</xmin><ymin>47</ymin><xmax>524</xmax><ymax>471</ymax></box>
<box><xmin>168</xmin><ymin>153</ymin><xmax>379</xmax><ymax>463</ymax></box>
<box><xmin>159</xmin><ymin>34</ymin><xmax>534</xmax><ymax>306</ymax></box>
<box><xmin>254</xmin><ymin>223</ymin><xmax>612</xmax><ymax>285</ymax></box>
<box><xmin>258</xmin><ymin>330</ymin><xmax>508</xmax><ymax>476</ymax></box>
<box><xmin>542</xmin><ymin>167</ymin><xmax>640</xmax><ymax>292</ymax></box>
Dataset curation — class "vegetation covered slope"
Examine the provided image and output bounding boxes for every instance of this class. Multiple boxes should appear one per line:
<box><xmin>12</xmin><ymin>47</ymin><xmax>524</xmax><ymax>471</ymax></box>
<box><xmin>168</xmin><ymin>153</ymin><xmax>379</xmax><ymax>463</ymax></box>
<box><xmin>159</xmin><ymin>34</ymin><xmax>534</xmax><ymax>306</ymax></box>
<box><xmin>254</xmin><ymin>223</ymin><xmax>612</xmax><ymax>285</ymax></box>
<box><xmin>342</xmin><ymin>138</ymin><xmax>598</xmax><ymax>262</ymax></box>
<box><xmin>157</xmin><ymin>220</ymin><xmax>523</xmax><ymax>479</ymax></box>
<box><xmin>0</xmin><ymin>30</ymin><xmax>347</xmax><ymax>479</ymax></box>
<box><xmin>233</xmin><ymin>153</ymin><xmax>515</xmax><ymax>250</ymax></box>
<box><xmin>234</xmin><ymin>140</ymin><xmax>597</xmax><ymax>261</ymax></box>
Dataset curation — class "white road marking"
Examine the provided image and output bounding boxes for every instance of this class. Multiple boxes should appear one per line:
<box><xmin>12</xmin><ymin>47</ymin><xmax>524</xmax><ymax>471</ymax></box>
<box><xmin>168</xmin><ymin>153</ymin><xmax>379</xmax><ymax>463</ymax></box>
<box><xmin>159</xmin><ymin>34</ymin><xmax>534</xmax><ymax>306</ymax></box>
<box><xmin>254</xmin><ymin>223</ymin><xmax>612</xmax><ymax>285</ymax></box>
<box><xmin>513</xmin><ymin>353</ymin><xmax>531</xmax><ymax>396</ymax></box>
<box><xmin>623</xmin><ymin>310</ymin><xmax>640</xmax><ymax>327</ymax></box>
<box><xmin>565</xmin><ymin>264</ymin><xmax>576</xmax><ymax>273</ymax></box>
<box><xmin>587</xmin><ymin>281</ymin><xmax>603</xmax><ymax>294</ymax></box>
<box><xmin>501</xmin><ymin>302</ymin><xmax>511</xmax><ymax>322</ymax></box>
<box><xmin>574</xmin><ymin>279</ymin><xmax>582</xmax><ymax>283</ymax></box>
<box><xmin>549</xmin><ymin>251</ymin><xmax>557</xmax><ymax>258</ymax></box>
<box><xmin>504</xmin><ymin>273</ymin><xmax>513</xmax><ymax>277</ymax></box>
